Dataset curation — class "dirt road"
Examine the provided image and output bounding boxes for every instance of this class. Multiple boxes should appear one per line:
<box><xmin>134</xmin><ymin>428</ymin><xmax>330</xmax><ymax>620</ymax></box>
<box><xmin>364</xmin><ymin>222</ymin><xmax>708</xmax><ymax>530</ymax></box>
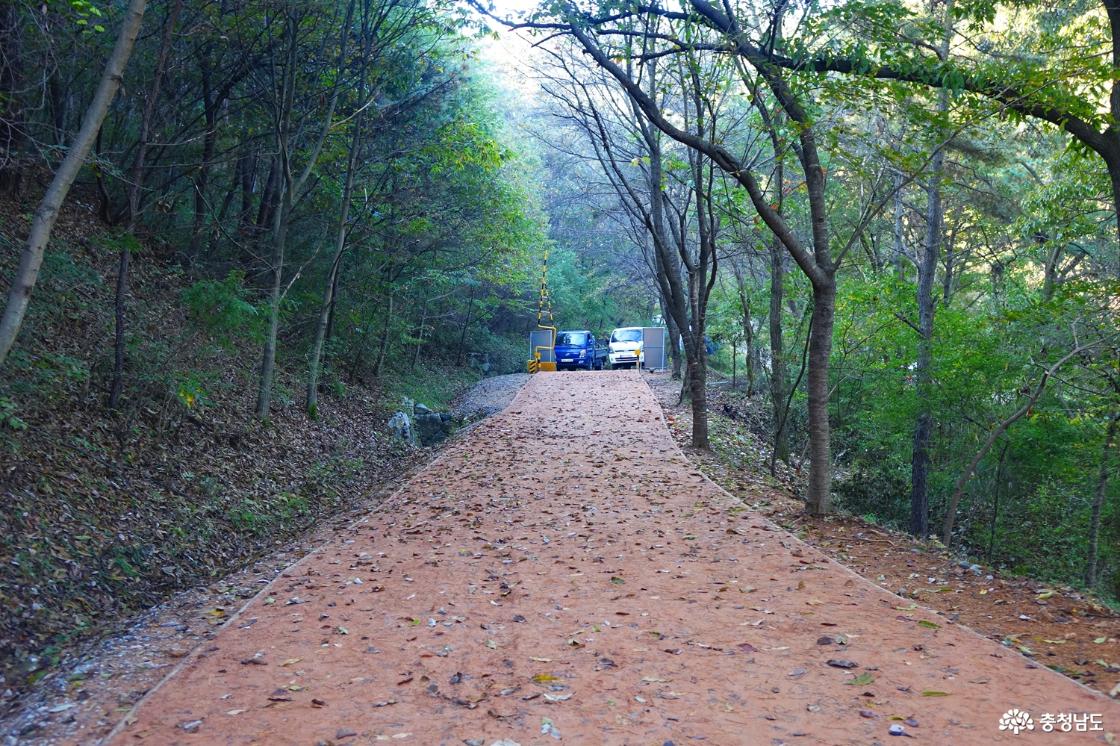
<box><xmin>107</xmin><ymin>372</ymin><xmax>1118</xmax><ymax>745</ymax></box>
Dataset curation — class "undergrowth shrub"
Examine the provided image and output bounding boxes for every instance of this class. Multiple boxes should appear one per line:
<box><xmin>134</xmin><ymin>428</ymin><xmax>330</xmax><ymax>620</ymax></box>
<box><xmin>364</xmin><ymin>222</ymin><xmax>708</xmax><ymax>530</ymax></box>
<box><xmin>182</xmin><ymin>270</ymin><xmax>262</xmax><ymax>347</ymax></box>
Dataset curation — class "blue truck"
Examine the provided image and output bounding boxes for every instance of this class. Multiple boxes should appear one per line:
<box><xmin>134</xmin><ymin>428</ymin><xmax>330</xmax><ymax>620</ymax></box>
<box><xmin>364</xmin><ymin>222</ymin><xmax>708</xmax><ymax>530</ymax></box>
<box><xmin>554</xmin><ymin>330</ymin><xmax>608</xmax><ymax>371</ymax></box>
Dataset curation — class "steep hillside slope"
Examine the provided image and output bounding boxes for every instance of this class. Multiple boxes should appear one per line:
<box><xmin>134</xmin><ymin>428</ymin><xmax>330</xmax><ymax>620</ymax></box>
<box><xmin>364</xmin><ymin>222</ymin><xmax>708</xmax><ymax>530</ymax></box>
<box><xmin>0</xmin><ymin>191</ymin><xmax>476</xmax><ymax>700</ymax></box>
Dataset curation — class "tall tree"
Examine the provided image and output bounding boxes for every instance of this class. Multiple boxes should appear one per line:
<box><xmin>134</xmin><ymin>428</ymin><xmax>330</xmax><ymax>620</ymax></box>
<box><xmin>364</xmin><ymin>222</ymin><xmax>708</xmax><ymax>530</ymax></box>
<box><xmin>0</xmin><ymin>0</ymin><xmax>149</xmax><ymax>367</ymax></box>
<box><xmin>256</xmin><ymin>0</ymin><xmax>354</xmax><ymax>419</ymax></box>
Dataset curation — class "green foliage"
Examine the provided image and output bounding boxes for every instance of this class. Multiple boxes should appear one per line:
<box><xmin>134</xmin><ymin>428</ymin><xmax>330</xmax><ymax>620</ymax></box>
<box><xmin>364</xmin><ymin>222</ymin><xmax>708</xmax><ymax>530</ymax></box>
<box><xmin>173</xmin><ymin>371</ymin><xmax>209</xmax><ymax>411</ymax></box>
<box><xmin>226</xmin><ymin>493</ymin><xmax>311</xmax><ymax>535</ymax></box>
<box><xmin>384</xmin><ymin>365</ymin><xmax>481</xmax><ymax>411</ymax></box>
<box><xmin>0</xmin><ymin>396</ymin><xmax>28</xmax><ymax>431</ymax></box>
<box><xmin>94</xmin><ymin>231</ymin><xmax>142</xmax><ymax>257</ymax></box>
<box><xmin>547</xmin><ymin>248</ymin><xmax>646</xmax><ymax>333</ymax></box>
<box><xmin>53</xmin><ymin>0</ymin><xmax>105</xmax><ymax>32</ymax></box>
<box><xmin>825</xmin><ymin>256</ymin><xmax>1118</xmax><ymax>590</ymax></box>
<box><xmin>181</xmin><ymin>271</ymin><xmax>261</xmax><ymax>347</ymax></box>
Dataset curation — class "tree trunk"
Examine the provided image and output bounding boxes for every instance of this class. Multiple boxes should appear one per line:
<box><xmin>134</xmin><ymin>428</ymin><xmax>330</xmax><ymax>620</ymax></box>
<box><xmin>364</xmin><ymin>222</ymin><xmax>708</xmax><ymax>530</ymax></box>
<box><xmin>256</xmin><ymin>155</ymin><xmax>281</xmax><ymax>234</ymax></box>
<box><xmin>909</xmin><ymin>0</ymin><xmax>952</xmax><ymax>537</ymax></box>
<box><xmin>750</xmin><ymin>341</ymin><xmax>762</xmax><ymax>396</ymax></box>
<box><xmin>735</xmin><ymin>267</ymin><xmax>757</xmax><ymax>396</ymax></box>
<box><xmin>256</xmin><ymin>2</ymin><xmax>352</xmax><ymax>419</ymax></box>
<box><xmin>0</xmin><ymin>2</ymin><xmax>24</xmax><ymax>197</ymax></box>
<box><xmin>805</xmin><ymin>279</ymin><xmax>836</xmax><ymax>514</ymax></box>
<box><xmin>0</xmin><ymin>0</ymin><xmax>148</xmax><ymax>367</ymax></box>
<box><xmin>307</xmin><ymin>117</ymin><xmax>362</xmax><ymax>418</ymax></box>
<box><xmin>769</xmin><ymin>240</ymin><xmax>790</xmax><ymax>468</ymax></box>
<box><xmin>109</xmin><ymin>246</ymin><xmax>130</xmax><ymax>409</ymax></box>
<box><xmin>986</xmin><ymin>442</ymin><xmax>1010</xmax><ymax>562</ymax></box>
<box><xmin>324</xmin><ymin>263</ymin><xmax>340</xmax><ymax>343</ymax></box>
<box><xmin>457</xmin><ymin>289</ymin><xmax>476</xmax><ymax>367</ymax></box>
<box><xmin>239</xmin><ymin>146</ymin><xmax>258</xmax><ymax>236</ymax></box>
<box><xmin>688</xmin><ymin>343</ymin><xmax>709</xmax><ymax>448</ymax></box>
<box><xmin>1110</xmin><ymin>157</ymin><xmax>1120</xmax><ymax>278</ymax></box>
<box><xmin>941</xmin><ymin>230</ymin><xmax>955</xmax><ymax>304</ymax></box>
<box><xmin>1086</xmin><ymin>412</ymin><xmax>1119</xmax><ymax>587</ymax></box>
<box><xmin>189</xmin><ymin>56</ymin><xmax>219</xmax><ymax>264</ymax></box>
<box><xmin>742</xmin><ymin>327</ymin><xmax>754</xmax><ymax>395</ymax></box>
<box><xmin>305</xmin><ymin>246</ymin><xmax>345</xmax><ymax>419</ymax></box>
<box><xmin>892</xmin><ymin>169</ymin><xmax>906</xmax><ymax>280</ymax></box>
<box><xmin>909</xmin><ymin>124</ymin><xmax>946</xmax><ymax>536</ymax></box>
<box><xmin>411</xmin><ymin>298</ymin><xmax>428</xmax><ymax>371</ymax></box>
<box><xmin>372</xmin><ymin>292</ymin><xmax>394</xmax><ymax>378</ymax></box>
<box><xmin>256</xmin><ymin>195</ymin><xmax>288</xmax><ymax>419</ymax></box>
<box><xmin>109</xmin><ymin>0</ymin><xmax>181</xmax><ymax>410</ymax></box>
<box><xmin>666</xmin><ymin>308</ymin><xmax>683</xmax><ymax>379</ymax></box>
<box><xmin>731</xmin><ymin>339</ymin><xmax>737</xmax><ymax>388</ymax></box>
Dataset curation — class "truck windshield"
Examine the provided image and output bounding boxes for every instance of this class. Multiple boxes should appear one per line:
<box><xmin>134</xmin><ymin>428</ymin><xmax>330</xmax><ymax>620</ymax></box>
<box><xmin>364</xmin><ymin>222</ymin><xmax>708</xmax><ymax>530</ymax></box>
<box><xmin>611</xmin><ymin>329</ymin><xmax>642</xmax><ymax>343</ymax></box>
<box><xmin>556</xmin><ymin>332</ymin><xmax>588</xmax><ymax>346</ymax></box>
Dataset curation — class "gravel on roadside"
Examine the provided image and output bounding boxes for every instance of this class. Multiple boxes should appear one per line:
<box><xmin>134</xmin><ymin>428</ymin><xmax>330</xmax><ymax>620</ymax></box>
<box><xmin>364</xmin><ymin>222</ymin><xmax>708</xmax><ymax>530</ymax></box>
<box><xmin>452</xmin><ymin>372</ymin><xmax>529</xmax><ymax>421</ymax></box>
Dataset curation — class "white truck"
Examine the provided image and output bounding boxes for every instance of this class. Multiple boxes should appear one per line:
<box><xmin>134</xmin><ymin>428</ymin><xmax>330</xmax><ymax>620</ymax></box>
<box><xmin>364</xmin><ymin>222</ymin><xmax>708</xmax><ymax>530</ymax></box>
<box><xmin>608</xmin><ymin>327</ymin><xmax>643</xmax><ymax>369</ymax></box>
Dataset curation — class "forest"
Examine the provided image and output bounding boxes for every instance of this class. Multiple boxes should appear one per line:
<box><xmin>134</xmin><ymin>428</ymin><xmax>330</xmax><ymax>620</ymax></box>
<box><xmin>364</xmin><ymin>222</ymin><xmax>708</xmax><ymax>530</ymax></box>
<box><xmin>0</xmin><ymin>0</ymin><xmax>1118</xmax><ymax>709</ymax></box>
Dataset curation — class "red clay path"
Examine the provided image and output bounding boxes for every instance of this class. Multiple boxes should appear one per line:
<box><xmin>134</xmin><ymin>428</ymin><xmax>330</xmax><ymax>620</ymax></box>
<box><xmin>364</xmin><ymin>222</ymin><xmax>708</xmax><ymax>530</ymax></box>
<box><xmin>107</xmin><ymin>372</ymin><xmax>1119</xmax><ymax>745</ymax></box>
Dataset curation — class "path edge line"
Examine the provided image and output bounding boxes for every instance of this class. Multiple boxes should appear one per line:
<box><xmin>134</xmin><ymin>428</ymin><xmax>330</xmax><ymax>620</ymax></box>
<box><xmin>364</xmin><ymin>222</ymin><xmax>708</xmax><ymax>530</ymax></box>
<box><xmin>637</xmin><ymin>373</ymin><xmax>1113</xmax><ymax>705</ymax></box>
<box><xmin>100</xmin><ymin>376</ymin><xmax>535</xmax><ymax>744</ymax></box>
